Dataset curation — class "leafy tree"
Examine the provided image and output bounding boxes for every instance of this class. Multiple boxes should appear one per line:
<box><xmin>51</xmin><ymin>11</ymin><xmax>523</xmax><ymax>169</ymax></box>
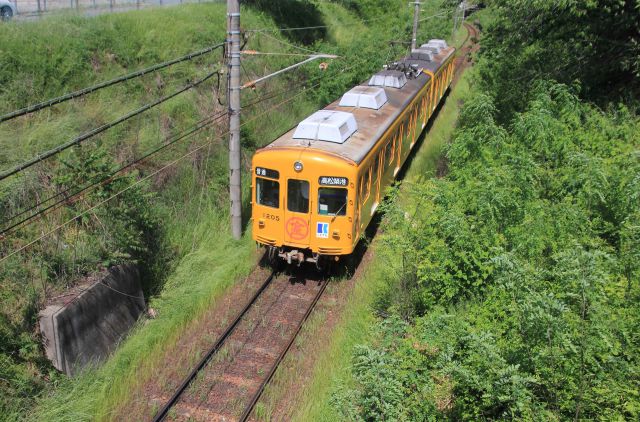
<box><xmin>334</xmin><ymin>82</ymin><xmax>640</xmax><ymax>420</ymax></box>
<box><xmin>478</xmin><ymin>0</ymin><xmax>640</xmax><ymax>120</ymax></box>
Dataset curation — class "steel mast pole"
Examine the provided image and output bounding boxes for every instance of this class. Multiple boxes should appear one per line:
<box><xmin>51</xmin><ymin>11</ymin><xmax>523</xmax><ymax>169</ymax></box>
<box><xmin>227</xmin><ymin>0</ymin><xmax>242</xmax><ymax>240</ymax></box>
<box><xmin>411</xmin><ymin>1</ymin><xmax>421</xmax><ymax>50</ymax></box>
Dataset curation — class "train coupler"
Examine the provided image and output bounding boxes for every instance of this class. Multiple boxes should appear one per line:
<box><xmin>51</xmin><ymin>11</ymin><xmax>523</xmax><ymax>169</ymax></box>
<box><xmin>278</xmin><ymin>249</ymin><xmax>320</xmax><ymax>267</ymax></box>
<box><xmin>280</xmin><ymin>249</ymin><xmax>305</xmax><ymax>267</ymax></box>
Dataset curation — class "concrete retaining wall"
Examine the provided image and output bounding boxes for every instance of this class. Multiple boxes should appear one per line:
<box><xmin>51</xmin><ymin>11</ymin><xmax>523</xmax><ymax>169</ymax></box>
<box><xmin>39</xmin><ymin>264</ymin><xmax>145</xmax><ymax>376</ymax></box>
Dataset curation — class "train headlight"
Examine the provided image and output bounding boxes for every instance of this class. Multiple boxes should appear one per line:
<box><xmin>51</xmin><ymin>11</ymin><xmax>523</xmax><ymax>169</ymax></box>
<box><xmin>294</xmin><ymin>161</ymin><xmax>303</xmax><ymax>172</ymax></box>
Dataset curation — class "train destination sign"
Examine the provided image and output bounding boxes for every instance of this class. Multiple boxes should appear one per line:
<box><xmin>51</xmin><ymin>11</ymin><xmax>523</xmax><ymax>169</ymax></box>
<box><xmin>255</xmin><ymin>167</ymin><xmax>279</xmax><ymax>179</ymax></box>
<box><xmin>319</xmin><ymin>176</ymin><xmax>348</xmax><ymax>187</ymax></box>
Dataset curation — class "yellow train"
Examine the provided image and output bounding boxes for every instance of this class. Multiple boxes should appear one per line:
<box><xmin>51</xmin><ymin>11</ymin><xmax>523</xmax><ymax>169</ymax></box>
<box><xmin>251</xmin><ymin>39</ymin><xmax>456</xmax><ymax>267</ymax></box>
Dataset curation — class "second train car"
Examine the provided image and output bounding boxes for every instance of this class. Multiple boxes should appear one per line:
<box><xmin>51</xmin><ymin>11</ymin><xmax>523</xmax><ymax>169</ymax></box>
<box><xmin>251</xmin><ymin>39</ymin><xmax>456</xmax><ymax>267</ymax></box>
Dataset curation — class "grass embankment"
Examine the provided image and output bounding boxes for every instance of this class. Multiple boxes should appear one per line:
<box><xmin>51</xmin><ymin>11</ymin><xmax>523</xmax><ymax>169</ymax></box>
<box><xmin>1</xmin><ymin>5</ymin><xmax>307</xmax><ymax>418</ymax></box>
<box><xmin>256</xmin><ymin>19</ymin><xmax>474</xmax><ymax>415</ymax></box>
<box><xmin>0</xmin><ymin>0</ymin><xmax>429</xmax><ymax>420</ymax></box>
<box><xmin>288</xmin><ymin>70</ymin><xmax>474</xmax><ymax>422</ymax></box>
<box><xmin>307</xmin><ymin>3</ymin><xmax>640</xmax><ymax>419</ymax></box>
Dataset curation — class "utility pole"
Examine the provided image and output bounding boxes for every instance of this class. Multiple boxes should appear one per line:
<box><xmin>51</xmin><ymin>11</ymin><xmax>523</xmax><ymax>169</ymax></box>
<box><xmin>411</xmin><ymin>1</ymin><xmax>421</xmax><ymax>50</ymax></box>
<box><xmin>227</xmin><ymin>0</ymin><xmax>242</xmax><ymax>240</ymax></box>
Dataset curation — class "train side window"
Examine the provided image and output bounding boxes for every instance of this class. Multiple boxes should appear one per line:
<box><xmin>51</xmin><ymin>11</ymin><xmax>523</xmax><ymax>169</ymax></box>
<box><xmin>385</xmin><ymin>140</ymin><xmax>393</xmax><ymax>167</ymax></box>
<box><xmin>287</xmin><ymin>179</ymin><xmax>309</xmax><ymax>213</ymax></box>
<box><xmin>256</xmin><ymin>177</ymin><xmax>279</xmax><ymax>208</ymax></box>
<box><xmin>361</xmin><ymin>169</ymin><xmax>371</xmax><ymax>201</ymax></box>
<box><xmin>371</xmin><ymin>153</ymin><xmax>380</xmax><ymax>185</ymax></box>
<box><xmin>318</xmin><ymin>188</ymin><xmax>348</xmax><ymax>216</ymax></box>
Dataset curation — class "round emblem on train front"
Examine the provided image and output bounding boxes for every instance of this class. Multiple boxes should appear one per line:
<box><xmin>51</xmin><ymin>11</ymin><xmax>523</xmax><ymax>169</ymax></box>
<box><xmin>286</xmin><ymin>217</ymin><xmax>309</xmax><ymax>240</ymax></box>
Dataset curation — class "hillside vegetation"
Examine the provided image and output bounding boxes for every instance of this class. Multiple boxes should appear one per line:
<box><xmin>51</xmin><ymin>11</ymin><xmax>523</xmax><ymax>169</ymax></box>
<box><xmin>0</xmin><ymin>0</ymin><xmax>452</xmax><ymax>420</ymax></box>
<box><xmin>326</xmin><ymin>1</ymin><xmax>640</xmax><ymax>420</ymax></box>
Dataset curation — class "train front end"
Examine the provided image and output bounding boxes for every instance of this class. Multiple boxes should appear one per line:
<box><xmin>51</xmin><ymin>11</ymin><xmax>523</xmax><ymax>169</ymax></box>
<box><xmin>251</xmin><ymin>147</ymin><xmax>357</xmax><ymax>267</ymax></box>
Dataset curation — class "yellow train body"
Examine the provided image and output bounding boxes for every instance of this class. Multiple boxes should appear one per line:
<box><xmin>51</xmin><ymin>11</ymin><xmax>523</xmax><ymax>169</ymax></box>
<box><xmin>251</xmin><ymin>40</ymin><xmax>456</xmax><ymax>265</ymax></box>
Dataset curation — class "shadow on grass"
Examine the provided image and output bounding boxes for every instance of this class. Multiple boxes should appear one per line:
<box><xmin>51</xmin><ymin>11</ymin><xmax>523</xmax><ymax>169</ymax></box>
<box><xmin>244</xmin><ymin>0</ymin><xmax>327</xmax><ymax>45</ymax></box>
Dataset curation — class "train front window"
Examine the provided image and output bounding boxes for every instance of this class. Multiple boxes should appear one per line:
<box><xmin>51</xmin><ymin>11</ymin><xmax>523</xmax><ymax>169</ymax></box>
<box><xmin>287</xmin><ymin>179</ymin><xmax>309</xmax><ymax>213</ymax></box>
<box><xmin>256</xmin><ymin>178</ymin><xmax>279</xmax><ymax>208</ymax></box>
<box><xmin>318</xmin><ymin>188</ymin><xmax>347</xmax><ymax>216</ymax></box>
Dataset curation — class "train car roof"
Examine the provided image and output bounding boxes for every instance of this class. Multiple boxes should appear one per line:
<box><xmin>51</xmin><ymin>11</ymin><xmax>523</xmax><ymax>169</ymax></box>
<box><xmin>261</xmin><ymin>47</ymin><xmax>455</xmax><ymax>165</ymax></box>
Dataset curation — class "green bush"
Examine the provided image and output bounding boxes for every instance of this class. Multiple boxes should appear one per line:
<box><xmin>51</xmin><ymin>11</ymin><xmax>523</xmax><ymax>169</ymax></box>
<box><xmin>334</xmin><ymin>82</ymin><xmax>640</xmax><ymax>420</ymax></box>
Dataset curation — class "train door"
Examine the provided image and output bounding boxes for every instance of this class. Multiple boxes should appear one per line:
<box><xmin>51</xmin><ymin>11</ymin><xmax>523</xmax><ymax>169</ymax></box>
<box><xmin>254</xmin><ymin>167</ymin><xmax>283</xmax><ymax>246</ymax></box>
<box><xmin>394</xmin><ymin>125</ymin><xmax>404</xmax><ymax>176</ymax></box>
<box><xmin>284</xmin><ymin>178</ymin><xmax>311</xmax><ymax>247</ymax></box>
<box><xmin>373</xmin><ymin>152</ymin><xmax>382</xmax><ymax>208</ymax></box>
<box><xmin>409</xmin><ymin>105</ymin><xmax>418</xmax><ymax>148</ymax></box>
<box><xmin>421</xmin><ymin>95</ymin><xmax>428</xmax><ymax>129</ymax></box>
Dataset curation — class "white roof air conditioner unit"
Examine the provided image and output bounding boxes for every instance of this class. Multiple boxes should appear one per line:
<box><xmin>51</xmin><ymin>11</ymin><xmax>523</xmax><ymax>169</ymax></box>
<box><xmin>428</xmin><ymin>39</ymin><xmax>448</xmax><ymax>49</ymax></box>
<box><xmin>410</xmin><ymin>49</ymin><xmax>434</xmax><ymax>61</ymax></box>
<box><xmin>293</xmin><ymin>110</ymin><xmax>358</xmax><ymax>144</ymax></box>
<box><xmin>339</xmin><ymin>86</ymin><xmax>388</xmax><ymax>109</ymax></box>
<box><xmin>420</xmin><ymin>43</ymin><xmax>442</xmax><ymax>54</ymax></box>
<box><xmin>368</xmin><ymin>70</ymin><xmax>407</xmax><ymax>89</ymax></box>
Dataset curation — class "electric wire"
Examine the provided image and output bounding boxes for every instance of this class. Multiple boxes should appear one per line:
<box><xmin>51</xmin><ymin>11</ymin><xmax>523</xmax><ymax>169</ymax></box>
<box><xmin>2</xmin><ymin>39</ymin><xmax>395</xmax><ymax>238</ymax></box>
<box><xmin>253</xmin><ymin>31</ymin><xmax>321</xmax><ymax>55</ymax></box>
<box><xmin>0</xmin><ymin>43</ymin><xmax>225</xmax><ymax>123</ymax></box>
<box><xmin>0</xmin><ymin>68</ymin><xmax>221</xmax><ymax>182</ymax></box>
<box><xmin>0</xmin><ymin>112</ymin><xmax>228</xmax><ymax>238</ymax></box>
<box><xmin>2</xmin><ymin>78</ymin><xmax>301</xmax><ymax>235</ymax></box>
<box><xmin>0</xmin><ymin>74</ymin><xmax>321</xmax><ymax>236</ymax></box>
<box><xmin>0</xmin><ymin>43</ymin><xmax>392</xmax><ymax>260</ymax></box>
<box><xmin>0</xmin><ymin>75</ymin><xmax>330</xmax><ymax>263</ymax></box>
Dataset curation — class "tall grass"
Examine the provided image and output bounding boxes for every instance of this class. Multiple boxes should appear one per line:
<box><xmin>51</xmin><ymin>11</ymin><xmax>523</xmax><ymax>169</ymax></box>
<box><xmin>0</xmin><ymin>1</ymin><xmax>424</xmax><ymax>420</ymax></box>
<box><xmin>286</xmin><ymin>64</ymin><xmax>474</xmax><ymax>422</ymax></box>
<box><xmin>0</xmin><ymin>1</ymin><xmax>468</xmax><ymax>419</ymax></box>
<box><xmin>34</xmin><ymin>213</ymin><xmax>257</xmax><ymax>421</ymax></box>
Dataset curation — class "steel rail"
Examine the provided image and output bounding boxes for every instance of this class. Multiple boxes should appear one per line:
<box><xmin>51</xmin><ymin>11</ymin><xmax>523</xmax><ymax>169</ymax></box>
<box><xmin>151</xmin><ymin>271</ymin><xmax>277</xmax><ymax>422</ymax></box>
<box><xmin>0</xmin><ymin>43</ymin><xmax>224</xmax><ymax>123</ymax></box>
<box><xmin>239</xmin><ymin>278</ymin><xmax>329</xmax><ymax>422</ymax></box>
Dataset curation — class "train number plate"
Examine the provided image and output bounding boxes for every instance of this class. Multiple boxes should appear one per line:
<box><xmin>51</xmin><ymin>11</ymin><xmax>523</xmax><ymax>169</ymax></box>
<box><xmin>263</xmin><ymin>213</ymin><xmax>280</xmax><ymax>221</ymax></box>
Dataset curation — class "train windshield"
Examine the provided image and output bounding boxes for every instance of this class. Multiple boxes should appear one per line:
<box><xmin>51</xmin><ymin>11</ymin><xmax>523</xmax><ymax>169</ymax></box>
<box><xmin>256</xmin><ymin>178</ymin><xmax>279</xmax><ymax>208</ymax></box>
<box><xmin>287</xmin><ymin>179</ymin><xmax>309</xmax><ymax>213</ymax></box>
<box><xmin>318</xmin><ymin>188</ymin><xmax>347</xmax><ymax>216</ymax></box>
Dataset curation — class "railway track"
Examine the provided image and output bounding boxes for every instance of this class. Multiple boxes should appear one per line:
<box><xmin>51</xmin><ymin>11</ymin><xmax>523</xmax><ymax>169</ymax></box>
<box><xmin>450</xmin><ymin>23</ymin><xmax>479</xmax><ymax>88</ymax></box>
<box><xmin>150</xmin><ymin>23</ymin><xmax>478</xmax><ymax>422</ymax></box>
<box><xmin>152</xmin><ymin>268</ymin><xmax>327</xmax><ymax>422</ymax></box>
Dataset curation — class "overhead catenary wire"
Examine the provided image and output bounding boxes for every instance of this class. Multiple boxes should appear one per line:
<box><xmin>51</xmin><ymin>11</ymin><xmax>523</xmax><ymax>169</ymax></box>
<box><xmin>0</xmin><ymin>73</ymin><xmax>323</xmax><ymax>236</ymax></box>
<box><xmin>3</xmin><ymin>37</ymin><xmax>396</xmax><ymax>236</ymax></box>
<box><xmin>12</xmin><ymin>52</ymin><xmax>382</xmax><ymax>222</ymax></box>
<box><xmin>0</xmin><ymin>43</ymin><xmax>225</xmax><ymax>124</ymax></box>
<box><xmin>0</xmin><ymin>68</ymin><xmax>221</xmax><ymax>183</ymax></box>
<box><xmin>1</xmin><ymin>41</ymin><xmax>398</xmax><ymax>259</ymax></box>
<box><xmin>241</xmin><ymin>54</ymin><xmax>338</xmax><ymax>90</ymax></box>
<box><xmin>241</xmin><ymin>51</ymin><xmax>314</xmax><ymax>58</ymax></box>
<box><xmin>0</xmin><ymin>76</ymin><xmax>330</xmax><ymax>263</ymax></box>
<box><xmin>2</xmin><ymin>64</ymin><xmax>327</xmax><ymax>231</ymax></box>
<box><xmin>0</xmin><ymin>112</ymin><xmax>228</xmax><ymax>237</ymax></box>
<box><xmin>245</xmin><ymin>24</ymin><xmax>330</xmax><ymax>33</ymax></box>
<box><xmin>419</xmin><ymin>10</ymin><xmax>452</xmax><ymax>22</ymax></box>
<box><xmin>253</xmin><ymin>30</ymin><xmax>321</xmax><ymax>56</ymax></box>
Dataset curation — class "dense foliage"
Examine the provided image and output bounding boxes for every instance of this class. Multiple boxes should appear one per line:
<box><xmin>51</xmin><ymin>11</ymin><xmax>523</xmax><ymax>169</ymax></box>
<box><xmin>479</xmin><ymin>0</ymin><xmax>640</xmax><ymax>121</ymax></box>
<box><xmin>0</xmin><ymin>0</ymin><xmax>419</xmax><ymax>418</ymax></box>
<box><xmin>333</xmin><ymin>83</ymin><xmax>639</xmax><ymax>419</ymax></box>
